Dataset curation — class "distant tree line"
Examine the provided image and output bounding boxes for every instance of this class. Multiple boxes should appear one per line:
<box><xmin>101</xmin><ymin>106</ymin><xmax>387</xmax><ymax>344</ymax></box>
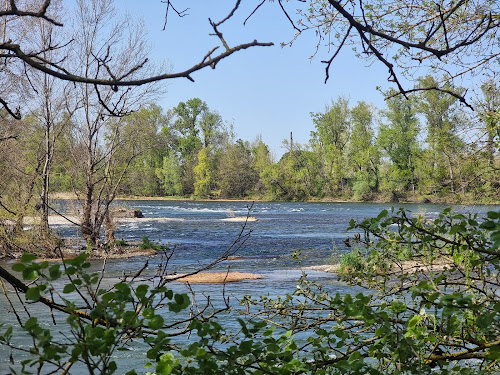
<box><xmin>2</xmin><ymin>80</ymin><xmax>499</xmax><ymax>215</ymax></box>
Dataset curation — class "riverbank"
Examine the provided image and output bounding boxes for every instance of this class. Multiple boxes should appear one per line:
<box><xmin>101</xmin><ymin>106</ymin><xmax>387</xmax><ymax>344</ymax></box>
<box><xmin>50</xmin><ymin>191</ymin><xmax>499</xmax><ymax>205</ymax></box>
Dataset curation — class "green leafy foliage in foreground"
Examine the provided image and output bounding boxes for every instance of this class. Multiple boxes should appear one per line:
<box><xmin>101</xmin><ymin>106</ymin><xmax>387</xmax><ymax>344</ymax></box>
<box><xmin>1</xmin><ymin>208</ymin><xmax>500</xmax><ymax>374</ymax></box>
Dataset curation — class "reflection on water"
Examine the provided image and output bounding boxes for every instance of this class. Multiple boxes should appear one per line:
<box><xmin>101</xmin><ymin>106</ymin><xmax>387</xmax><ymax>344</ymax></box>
<box><xmin>1</xmin><ymin>201</ymin><xmax>497</xmax><ymax>373</ymax></box>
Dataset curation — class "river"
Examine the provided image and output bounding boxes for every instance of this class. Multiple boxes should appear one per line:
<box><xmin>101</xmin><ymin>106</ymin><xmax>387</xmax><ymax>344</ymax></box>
<box><xmin>0</xmin><ymin>201</ymin><xmax>497</xmax><ymax>373</ymax></box>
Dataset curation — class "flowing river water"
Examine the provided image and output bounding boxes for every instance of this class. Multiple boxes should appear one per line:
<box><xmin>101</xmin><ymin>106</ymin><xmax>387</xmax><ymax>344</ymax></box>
<box><xmin>1</xmin><ymin>200</ymin><xmax>498</xmax><ymax>373</ymax></box>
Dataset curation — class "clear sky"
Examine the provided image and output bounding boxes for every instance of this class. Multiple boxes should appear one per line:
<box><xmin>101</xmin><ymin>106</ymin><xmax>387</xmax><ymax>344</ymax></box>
<box><xmin>115</xmin><ymin>1</ymin><xmax>392</xmax><ymax>159</ymax></box>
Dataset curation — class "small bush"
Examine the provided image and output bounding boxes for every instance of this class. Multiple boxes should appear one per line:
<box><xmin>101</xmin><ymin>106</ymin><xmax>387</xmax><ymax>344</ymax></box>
<box><xmin>140</xmin><ymin>236</ymin><xmax>169</xmax><ymax>251</ymax></box>
<box><xmin>338</xmin><ymin>248</ymin><xmax>365</xmax><ymax>274</ymax></box>
<box><xmin>114</xmin><ymin>239</ymin><xmax>128</xmax><ymax>247</ymax></box>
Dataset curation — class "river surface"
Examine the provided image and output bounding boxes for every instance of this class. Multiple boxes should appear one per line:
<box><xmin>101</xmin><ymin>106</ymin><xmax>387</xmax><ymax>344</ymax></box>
<box><xmin>1</xmin><ymin>201</ymin><xmax>497</xmax><ymax>373</ymax></box>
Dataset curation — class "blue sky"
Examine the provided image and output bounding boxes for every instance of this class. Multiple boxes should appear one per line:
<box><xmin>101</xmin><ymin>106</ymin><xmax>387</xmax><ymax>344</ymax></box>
<box><xmin>116</xmin><ymin>1</ymin><xmax>392</xmax><ymax>158</ymax></box>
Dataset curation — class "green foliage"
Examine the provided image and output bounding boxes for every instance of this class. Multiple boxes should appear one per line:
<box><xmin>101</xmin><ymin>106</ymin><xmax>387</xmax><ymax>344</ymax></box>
<box><xmin>157</xmin><ymin>153</ymin><xmax>183</xmax><ymax>196</ymax></box>
<box><xmin>2</xmin><ymin>208</ymin><xmax>500</xmax><ymax>373</ymax></box>
<box><xmin>193</xmin><ymin>147</ymin><xmax>214</xmax><ymax>197</ymax></box>
<box><xmin>310</xmin><ymin>97</ymin><xmax>351</xmax><ymax>195</ymax></box>
<box><xmin>114</xmin><ymin>239</ymin><xmax>128</xmax><ymax>247</ymax></box>
<box><xmin>27</xmin><ymin>90</ymin><xmax>500</xmax><ymax>203</ymax></box>
<box><xmin>338</xmin><ymin>248</ymin><xmax>366</xmax><ymax>274</ymax></box>
<box><xmin>1</xmin><ymin>252</ymin><xmax>191</xmax><ymax>374</ymax></box>
<box><xmin>378</xmin><ymin>94</ymin><xmax>420</xmax><ymax>193</ymax></box>
<box><xmin>217</xmin><ymin>140</ymin><xmax>258</xmax><ymax>198</ymax></box>
<box><xmin>140</xmin><ymin>236</ymin><xmax>169</xmax><ymax>251</ymax></box>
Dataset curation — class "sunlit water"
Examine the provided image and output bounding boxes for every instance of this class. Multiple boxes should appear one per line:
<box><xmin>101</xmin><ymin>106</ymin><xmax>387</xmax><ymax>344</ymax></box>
<box><xmin>1</xmin><ymin>201</ymin><xmax>497</xmax><ymax>373</ymax></box>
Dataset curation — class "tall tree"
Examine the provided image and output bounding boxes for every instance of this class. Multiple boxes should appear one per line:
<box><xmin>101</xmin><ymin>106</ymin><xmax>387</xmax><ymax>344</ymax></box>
<box><xmin>310</xmin><ymin>97</ymin><xmax>351</xmax><ymax>195</ymax></box>
<box><xmin>157</xmin><ymin>152</ymin><xmax>183</xmax><ymax>196</ymax></box>
<box><xmin>68</xmin><ymin>0</ymin><xmax>159</xmax><ymax>247</ymax></box>
<box><xmin>168</xmin><ymin>98</ymin><xmax>225</xmax><ymax>195</ymax></box>
<box><xmin>28</xmin><ymin>5</ymin><xmax>73</xmax><ymax>236</ymax></box>
<box><xmin>478</xmin><ymin>80</ymin><xmax>500</xmax><ymax>165</ymax></box>
<box><xmin>378</xmin><ymin>94</ymin><xmax>420</xmax><ymax>197</ymax></box>
<box><xmin>416</xmin><ymin>75</ymin><xmax>465</xmax><ymax>194</ymax></box>
<box><xmin>217</xmin><ymin>139</ymin><xmax>258</xmax><ymax>198</ymax></box>
<box><xmin>119</xmin><ymin>105</ymin><xmax>170</xmax><ymax>197</ymax></box>
<box><xmin>251</xmin><ymin>135</ymin><xmax>273</xmax><ymax>196</ymax></box>
<box><xmin>193</xmin><ymin>147</ymin><xmax>213</xmax><ymax>198</ymax></box>
<box><xmin>347</xmin><ymin>101</ymin><xmax>379</xmax><ymax>199</ymax></box>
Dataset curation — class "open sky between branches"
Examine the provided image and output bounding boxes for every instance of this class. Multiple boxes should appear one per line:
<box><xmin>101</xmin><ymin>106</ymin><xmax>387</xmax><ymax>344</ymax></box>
<box><xmin>112</xmin><ymin>0</ymin><xmax>392</xmax><ymax>158</ymax></box>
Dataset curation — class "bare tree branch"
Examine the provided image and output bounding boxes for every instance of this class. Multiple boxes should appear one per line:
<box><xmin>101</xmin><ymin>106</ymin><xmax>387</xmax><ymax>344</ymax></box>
<box><xmin>162</xmin><ymin>0</ymin><xmax>189</xmax><ymax>30</ymax></box>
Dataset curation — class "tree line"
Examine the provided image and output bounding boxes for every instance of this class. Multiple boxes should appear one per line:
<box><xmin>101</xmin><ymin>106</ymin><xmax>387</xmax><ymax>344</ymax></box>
<box><xmin>7</xmin><ymin>82</ymin><xmax>499</xmax><ymax>207</ymax></box>
<box><xmin>1</xmin><ymin>79</ymin><xmax>498</xmax><ymax>250</ymax></box>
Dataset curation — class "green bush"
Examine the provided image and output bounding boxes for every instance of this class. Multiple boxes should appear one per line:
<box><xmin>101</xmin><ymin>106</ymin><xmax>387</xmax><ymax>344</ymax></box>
<box><xmin>338</xmin><ymin>248</ymin><xmax>366</xmax><ymax>273</ymax></box>
<box><xmin>140</xmin><ymin>235</ymin><xmax>169</xmax><ymax>251</ymax></box>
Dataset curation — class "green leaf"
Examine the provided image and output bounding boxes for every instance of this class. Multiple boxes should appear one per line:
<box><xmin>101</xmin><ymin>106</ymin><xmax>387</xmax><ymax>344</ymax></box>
<box><xmin>22</xmin><ymin>268</ymin><xmax>39</xmax><ymax>281</ymax></box>
<box><xmin>11</xmin><ymin>263</ymin><xmax>25</xmax><ymax>272</ymax></box>
<box><xmin>148</xmin><ymin>315</ymin><xmax>164</xmax><ymax>330</ymax></box>
<box><xmin>63</xmin><ymin>283</ymin><xmax>76</xmax><ymax>294</ymax></box>
<box><xmin>49</xmin><ymin>264</ymin><xmax>62</xmax><ymax>280</ymax></box>
<box><xmin>480</xmin><ymin>220</ymin><xmax>496</xmax><ymax>230</ymax></box>
<box><xmin>156</xmin><ymin>352</ymin><xmax>174</xmax><ymax>375</ymax></box>
<box><xmin>143</xmin><ymin>308</ymin><xmax>154</xmax><ymax>319</ymax></box>
<box><xmin>487</xmin><ymin>211</ymin><xmax>500</xmax><ymax>220</ymax></box>
<box><xmin>26</xmin><ymin>287</ymin><xmax>41</xmax><ymax>301</ymax></box>
<box><xmin>24</xmin><ymin>317</ymin><xmax>38</xmax><ymax>330</ymax></box>
<box><xmin>21</xmin><ymin>253</ymin><xmax>37</xmax><ymax>263</ymax></box>
<box><xmin>135</xmin><ymin>284</ymin><xmax>149</xmax><ymax>299</ymax></box>
<box><xmin>476</xmin><ymin>314</ymin><xmax>493</xmax><ymax>329</ymax></box>
<box><xmin>377</xmin><ymin>209</ymin><xmax>388</xmax><ymax>220</ymax></box>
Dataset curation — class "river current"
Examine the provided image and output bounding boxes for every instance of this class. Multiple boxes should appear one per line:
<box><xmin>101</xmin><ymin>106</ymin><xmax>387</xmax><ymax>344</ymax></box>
<box><xmin>1</xmin><ymin>200</ymin><xmax>497</xmax><ymax>373</ymax></box>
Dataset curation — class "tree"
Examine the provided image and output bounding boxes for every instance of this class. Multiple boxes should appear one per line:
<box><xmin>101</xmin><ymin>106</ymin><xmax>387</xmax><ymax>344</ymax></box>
<box><xmin>478</xmin><ymin>80</ymin><xmax>500</xmax><ymax>165</ymax></box>
<box><xmin>119</xmin><ymin>105</ymin><xmax>170</xmax><ymax>197</ymax></box>
<box><xmin>416</xmin><ymin>76</ymin><xmax>465</xmax><ymax>194</ymax></box>
<box><xmin>193</xmin><ymin>146</ymin><xmax>214</xmax><ymax>197</ymax></box>
<box><xmin>347</xmin><ymin>101</ymin><xmax>379</xmax><ymax>200</ymax></box>
<box><xmin>251</xmin><ymin>136</ymin><xmax>273</xmax><ymax>196</ymax></box>
<box><xmin>65</xmin><ymin>0</ymin><xmax>165</xmax><ymax>247</ymax></box>
<box><xmin>262</xmin><ymin>141</ymin><xmax>320</xmax><ymax>200</ymax></box>
<box><xmin>166</xmin><ymin>98</ymin><xmax>226</xmax><ymax>196</ymax></box>
<box><xmin>29</xmin><ymin>10</ymin><xmax>73</xmax><ymax>237</ymax></box>
<box><xmin>157</xmin><ymin>152</ymin><xmax>183</xmax><ymax>196</ymax></box>
<box><xmin>217</xmin><ymin>139</ymin><xmax>258</xmax><ymax>198</ymax></box>
<box><xmin>0</xmin><ymin>114</ymin><xmax>43</xmax><ymax>257</ymax></box>
<box><xmin>378</xmin><ymin>94</ymin><xmax>421</xmax><ymax>197</ymax></box>
<box><xmin>310</xmin><ymin>97</ymin><xmax>351</xmax><ymax>195</ymax></box>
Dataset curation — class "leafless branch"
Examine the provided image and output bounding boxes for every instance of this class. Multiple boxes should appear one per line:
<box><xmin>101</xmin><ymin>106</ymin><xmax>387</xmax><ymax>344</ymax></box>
<box><xmin>244</xmin><ymin>0</ymin><xmax>265</xmax><ymax>26</ymax></box>
<box><xmin>278</xmin><ymin>0</ymin><xmax>302</xmax><ymax>32</ymax></box>
<box><xmin>0</xmin><ymin>97</ymin><xmax>21</xmax><ymax>119</ymax></box>
<box><xmin>2</xmin><ymin>39</ymin><xmax>273</xmax><ymax>88</ymax></box>
<box><xmin>386</xmin><ymin>86</ymin><xmax>474</xmax><ymax>111</ymax></box>
<box><xmin>321</xmin><ymin>25</ymin><xmax>352</xmax><ymax>83</ymax></box>
<box><xmin>0</xmin><ymin>0</ymin><xmax>62</xmax><ymax>26</ymax></box>
<box><xmin>162</xmin><ymin>0</ymin><xmax>189</xmax><ymax>30</ymax></box>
